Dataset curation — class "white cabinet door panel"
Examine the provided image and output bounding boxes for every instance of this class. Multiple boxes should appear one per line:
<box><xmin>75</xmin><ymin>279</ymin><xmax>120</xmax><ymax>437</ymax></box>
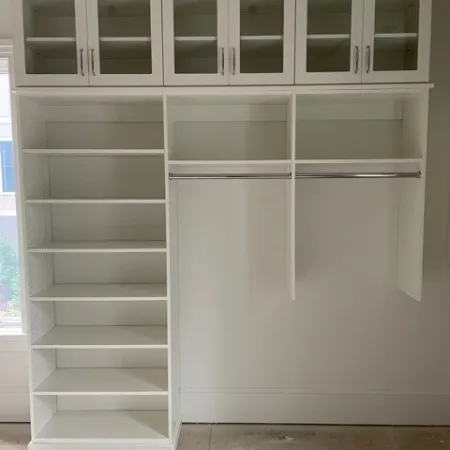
<box><xmin>229</xmin><ymin>0</ymin><xmax>295</xmax><ymax>85</ymax></box>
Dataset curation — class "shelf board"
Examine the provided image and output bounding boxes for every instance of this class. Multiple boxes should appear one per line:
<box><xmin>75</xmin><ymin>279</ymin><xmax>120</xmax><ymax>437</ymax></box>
<box><xmin>100</xmin><ymin>37</ymin><xmax>151</xmax><ymax>43</ymax></box>
<box><xmin>26</xmin><ymin>37</ymin><xmax>76</xmax><ymax>50</ymax></box>
<box><xmin>23</xmin><ymin>149</ymin><xmax>165</xmax><ymax>156</ymax></box>
<box><xmin>25</xmin><ymin>198</ymin><xmax>166</xmax><ymax>205</ymax></box>
<box><xmin>374</xmin><ymin>33</ymin><xmax>418</xmax><ymax>39</ymax></box>
<box><xmin>27</xmin><ymin>241</ymin><xmax>167</xmax><ymax>254</ymax></box>
<box><xmin>32</xmin><ymin>326</ymin><xmax>168</xmax><ymax>349</ymax></box>
<box><xmin>307</xmin><ymin>34</ymin><xmax>351</xmax><ymax>40</ymax></box>
<box><xmin>175</xmin><ymin>36</ymin><xmax>217</xmax><ymax>42</ymax></box>
<box><xmin>241</xmin><ymin>35</ymin><xmax>283</xmax><ymax>41</ymax></box>
<box><xmin>34</xmin><ymin>368</ymin><xmax>168</xmax><ymax>396</ymax></box>
<box><xmin>35</xmin><ymin>410</ymin><xmax>169</xmax><ymax>443</ymax></box>
<box><xmin>31</xmin><ymin>284</ymin><xmax>167</xmax><ymax>302</ymax></box>
<box><xmin>26</xmin><ymin>37</ymin><xmax>76</xmax><ymax>44</ymax></box>
<box><xmin>169</xmin><ymin>159</ymin><xmax>291</xmax><ymax>166</ymax></box>
<box><xmin>295</xmin><ymin>158</ymin><xmax>423</xmax><ymax>165</ymax></box>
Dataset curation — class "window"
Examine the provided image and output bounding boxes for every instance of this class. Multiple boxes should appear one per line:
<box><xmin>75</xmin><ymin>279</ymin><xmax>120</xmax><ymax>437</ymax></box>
<box><xmin>0</xmin><ymin>57</ymin><xmax>22</xmax><ymax>334</ymax></box>
<box><xmin>0</xmin><ymin>141</ymin><xmax>15</xmax><ymax>193</ymax></box>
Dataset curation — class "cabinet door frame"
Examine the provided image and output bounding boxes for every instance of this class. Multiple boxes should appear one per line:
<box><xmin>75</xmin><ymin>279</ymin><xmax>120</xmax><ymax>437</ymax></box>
<box><xmin>295</xmin><ymin>0</ymin><xmax>364</xmax><ymax>84</ymax></box>
<box><xmin>362</xmin><ymin>0</ymin><xmax>432</xmax><ymax>83</ymax></box>
<box><xmin>162</xmin><ymin>0</ymin><xmax>229</xmax><ymax>86</ymax></box>
<box><xmin>85</xmin><ymin>0</ymin><xmax>163</xmax><ymax>86</ymax></box>
<box><xmin>229</xmin><ymin>0</ymin><xmax>295</xmax><ymax>85</ymax></box>
<box><xmin>12</xmin><ymin>0</ymin><xmax>89</xmax><ymax>87</ymax></box>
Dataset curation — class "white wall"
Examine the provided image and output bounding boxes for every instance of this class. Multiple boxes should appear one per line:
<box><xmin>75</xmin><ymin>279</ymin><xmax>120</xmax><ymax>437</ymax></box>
<box><xmin>0</xmin><ymin>0</ymin><xmax>11</xmax><ymax>40</ymax></box>
<box><xmin>179</xmin><ymin>2</ymin><xmax>450</xmax><ymax>425</ymax></box>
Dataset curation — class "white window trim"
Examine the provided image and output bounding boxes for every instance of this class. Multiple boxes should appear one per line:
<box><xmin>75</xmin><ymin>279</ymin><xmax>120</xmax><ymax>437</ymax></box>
<box><xmin>0</xmin><ymin>45</ymin><xmax>27</xmax><ymax>342</ymax></box>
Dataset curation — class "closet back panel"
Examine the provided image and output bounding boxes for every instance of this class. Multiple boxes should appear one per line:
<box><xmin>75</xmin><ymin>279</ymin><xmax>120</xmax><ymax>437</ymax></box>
<box><xmin>51</xmin><ymin>204</ymin><xmax>166</xmax><ymax>242</ymax></box>
<box><xmin>55</xmin><ymin>302</ymin><xmax>167</xmax><ymax>326</ymax></box>
<box><xmin>177</xmin><ymin>180</ymin><xmax>292</xmax><ymax>389</ymax></box>
<box><xmin>52</xmin><ymin>254</ymin><xmax>167</xmax><ymax>284</ymax></box>
<box><xmin>20</xmin><ymin>100</ymin><xmax>164</xmax><ymax>150</ymax></box>
<box><xmin>55</xmin><ymin>396</ymin><xmax>168</xmax><ymax>411</ymax></box>
<box><xmin>168</xmin><ymin>97</ymin><xmax>291</xmax><ymax>160</ymax></box>
<box><xmin>296</xmin><ymin>95</ymin><xmax>422</xmax><ymax>160</ymax></box>
<box><xmin>56</xmin><ymin>349</ymin><xmax>168</xmax><ymax>368</ymax></box>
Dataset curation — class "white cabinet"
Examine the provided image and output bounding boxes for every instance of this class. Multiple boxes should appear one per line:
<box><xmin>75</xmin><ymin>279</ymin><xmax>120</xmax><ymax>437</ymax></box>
<box><xmin>163</xmin><ymin>0</ymin><xmax>296</xmax><ymax>85</ymax></box>
<box><xmin>296</xmin><ymin>0</ymin><xmax>432</xmax><ymax>84</ymax></box>
<box><xmin>12</xmin><ymin>0</ymin><xmax>89</xmax><ymax>86</ymax></box>
<box><xmin>363</xmin><ymin>0</ymin><xmax>432</xmax><ymax>83</ymax></box>
<box><xmin>13</xmin><ymin>0</ymin><xmax>163</xmax><ymax>86</ymax></box>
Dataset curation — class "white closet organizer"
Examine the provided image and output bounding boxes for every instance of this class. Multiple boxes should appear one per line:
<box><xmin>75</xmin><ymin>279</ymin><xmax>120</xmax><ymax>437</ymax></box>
<box><xmin>14</xmin><ymin>84</ymin><xmax>429</xmax><ymax>449</ymax></box>
<box><xmin>15</xmin><ymin>93</ymin><xmax>179</xmax><ymax>449</ymax></box>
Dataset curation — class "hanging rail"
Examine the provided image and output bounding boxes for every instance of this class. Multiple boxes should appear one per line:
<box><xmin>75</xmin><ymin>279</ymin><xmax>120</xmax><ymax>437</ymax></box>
<box><xmin>169</xmin><ymin>171</ymin><xmax>422</xmax><ymax>180</ymax></box>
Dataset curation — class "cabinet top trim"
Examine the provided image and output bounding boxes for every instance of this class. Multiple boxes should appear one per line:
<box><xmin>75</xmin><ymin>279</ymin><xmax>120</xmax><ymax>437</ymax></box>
<box><xmin>12</xmin><ymin>84</ymin><xmax>434</xmax><ymax>99</ymax></box>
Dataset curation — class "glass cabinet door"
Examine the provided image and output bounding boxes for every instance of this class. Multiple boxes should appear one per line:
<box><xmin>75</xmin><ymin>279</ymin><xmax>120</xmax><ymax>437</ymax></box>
<box><xmin>229</xmin><ymin>0</ymin><xmax>296</xmax><ymax>85</ymax></box>
<box><xmin>363</xmin><ymin>0</ymin><xmax>432</xmax><ymax>82</ymax></box>
<box><xmin>296</xmin><ymin>0</ymin><xmax>364</xmax><ymax>84</ymax></box>
<box><xmin>13</xmin><ymin>0</ymin><xmax>89</xmax><ymax>86</ymax></box>
<box><xmin>86</xmin><ymin>0</ymin><xmax>163</xmax><ymax>85</ymax></box>
<box><xmin>162</xmin><ymin>0</ymin><xmax>229</xmax><ymax>85</ymax></box>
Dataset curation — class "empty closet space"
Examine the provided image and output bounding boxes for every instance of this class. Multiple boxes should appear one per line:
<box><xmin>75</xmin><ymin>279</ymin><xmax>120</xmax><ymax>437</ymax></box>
<box><xmin>295</xmin><ymin>92</ymin><xmax>425</xmax><ymax>162</ymax></box>
<box><xmin>295</xmin><ymin>91</ymin><xmax>428</xmax><ymax>302</ymax></box>
<box><xmin>167</xmin><ymin>94</ymin><xmax>294</xmax><ymax>163</ymax></box>
<box><xmin>16</xmin><ymin>92</ymin><xmax>174</xmax><ymax>444</ymax></box>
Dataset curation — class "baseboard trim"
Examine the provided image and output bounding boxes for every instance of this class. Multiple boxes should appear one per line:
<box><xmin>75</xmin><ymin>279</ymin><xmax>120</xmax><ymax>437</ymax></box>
<box><xmin>28</xmin><ymin>443</ymin><xmax>175</xmax><ymax>450</ymax></box>
<box><xmin>181</xmin><ymin>390</ymin><xmax>450</xmax><ymax>425</ymax></box>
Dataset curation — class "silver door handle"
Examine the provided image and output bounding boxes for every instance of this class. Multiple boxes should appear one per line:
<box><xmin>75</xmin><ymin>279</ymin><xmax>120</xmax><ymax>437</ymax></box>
<box><xmin>79</xmin><ymin>48</ymin><xmax>85</xmax><ymax>76</ymax></box>
<box><xmin>219</xmin><ymin>47</ymin><xmax>225</xmax><ymax>76</ymax></box>
<box><xmin>354</xmin><ymin>45</ymin><xmax>359</xmax><ymax>74</ymax></box>
<box><xmin>90</xmin><ymin>49</ymin><xmax>96</xmax><ymax>76</ymax></box>
<box><xmin>366</xmin><ymin>45</ymin><xmax>371</xmax><ymax>74</ymax></box>
<box><xmin>231</xmin><ymin>47</ymin><xmax>236</xmax><ymax>75</ymax></box>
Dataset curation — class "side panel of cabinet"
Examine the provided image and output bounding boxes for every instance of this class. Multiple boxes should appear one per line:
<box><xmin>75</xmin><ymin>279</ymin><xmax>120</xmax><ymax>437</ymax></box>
<box><xmin>295</xmin><ymin>0</ymin><xmax>364</xmax><ymax>84</ymax></box>
<box><xmin>229</xmin><ymin>0</ymin><xmax>295</xmax><ymax>85</ymax></box>
<box><xmin>162</xmin><ymin>0</ymin><xmax>229</xmax><ymax>86</ymax></box>
<box><xmin>362</xmin><ymin>0</ymin><xmax>432</xmax><ymax>83</ymax></box>
<box><xmin>85</xmin><ymin>0</ymin><xmax>163</xmax><ymax>86</ymax></box>
<box><xmin>13</xmin><ymin>0</ymin><xmax>89</xmax><ymax>87</ymax></box>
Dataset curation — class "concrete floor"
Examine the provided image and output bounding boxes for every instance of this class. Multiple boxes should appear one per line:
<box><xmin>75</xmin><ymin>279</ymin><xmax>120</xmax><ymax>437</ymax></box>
<box><xmin>2</xmin><ymin>423</ymin><xmax>450</xmax><ymax>449</ymax></box>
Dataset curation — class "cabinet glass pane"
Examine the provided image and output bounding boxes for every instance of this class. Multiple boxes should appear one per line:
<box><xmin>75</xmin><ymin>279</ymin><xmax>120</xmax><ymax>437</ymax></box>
<box><xmin>306</xmin><ymin>0</ymin><xmax>352</xmax><ymax>73</ymax></box>
<box><xmin>373</xmin><ymin>0</ymin><xmax>420</xmax><ymax>72</ymax></box>
<box><xmin>22</xmin><ymin>0</ymin><xmax>78</xmax><ymax>75</ymax></box>
<box><xmin>173</xmin><ymin>0</ymin><xmax>218</xmax><ymax>74</ymax></box>
<box><xmin>239</xmin><ymin>0</ymin><xmax>284</xmax><ymax>74</ymax></box>
<box><xmin>97</xmin><ymin>0</ymin><xmax>152</xmax><ymax>75</ymax></box>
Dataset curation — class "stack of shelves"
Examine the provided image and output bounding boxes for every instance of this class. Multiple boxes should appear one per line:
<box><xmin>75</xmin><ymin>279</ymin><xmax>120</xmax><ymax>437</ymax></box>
<box><xmin>16</xmin><ymin>92</ymin><xmax>177</xmax><ymax>446</ymax></box>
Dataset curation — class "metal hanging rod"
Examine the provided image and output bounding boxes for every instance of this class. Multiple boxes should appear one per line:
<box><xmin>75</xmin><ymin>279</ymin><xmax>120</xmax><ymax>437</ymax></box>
<box><xmin>295</xmin><ymin>171</ymin><xmax>422</xmax><ymax>179</ymax></box>
<box><xmin>169</xmin><ymin>171</ymin><xmax>422</xmax><ymax>180</ymax></box>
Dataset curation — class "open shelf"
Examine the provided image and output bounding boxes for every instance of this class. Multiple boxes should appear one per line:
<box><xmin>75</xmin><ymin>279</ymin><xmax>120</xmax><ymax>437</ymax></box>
<box><xmin>241</xmin><ymin>35</ymin><xmax>283</xmax><ymax>42</ymax></box>
<box><xmin>26</xmin><ymin>37</ymin><xmax>76</xmax><ymax>45</ymax></box>
<box><xmin>31</xmin><ymin>284</ymin><xmax>167</xmax><ymax>302</ymax></box>
<box><xmin>296</xmin><ymin>158</ymin><xmax>423</xmax><ymax>165</ymax></box>
<box><xmin>27</xmin><ymin>241</ymin><xmax>167</xmax><ymax>254</ymax></box>
<box><xmin>100</xmin><ymin>37</ymin><xmax>151</xmax><ymax>43</ymax></box>
<box><xmin>32</xmin><ymin>326</ymin><xmax>168</xmax><ymax>349</ymax></box>
<box><xmin>25</xmin><ymin>198</ymin><xmax>166</xmax><ymax>205</ymax></box>
<box><xmin>307</xmin><ymin>34</ymin><xmax>350</xmax><ymax>40</ymax></box>
<box><xmin>175</xmin><ymin>36</ymin><xmax>217</xmax><ymax>42</ymax></box>
<box><xmin>169</xmin><ymin>160</ymin><xmax>290</xmax><ymax>166</ymax></box>
<box><xmin>374</xmin><ymin>33</ymin><xmax>418</xmax><ymax>39</ymax></box>
<box><xmin>34</xmin><ymin>368</ymin><xmax>168</xmax><ymax>396</ymax></box>
<box><xmin>23</xmin><ymin>149</ymin><xmax>164</xmax><ymax>156</ymax></box>
<box><xmin>35</xmin><ymin>410</ymin><xmax>169</xmax><ymax>443</ymax></box>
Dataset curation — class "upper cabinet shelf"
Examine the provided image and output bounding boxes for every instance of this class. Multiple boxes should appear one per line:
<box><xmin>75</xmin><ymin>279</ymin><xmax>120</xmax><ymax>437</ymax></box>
<box><xmin>12</xmin><ymin>0</ymin><xmax>432</xmax><ymax>87</ymax></box>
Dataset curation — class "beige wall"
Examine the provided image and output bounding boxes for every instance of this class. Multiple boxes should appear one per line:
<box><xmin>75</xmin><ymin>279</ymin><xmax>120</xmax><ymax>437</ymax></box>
<box><xmin>0</xmin><ymin>0</ymin><xmax>11</xmax><ymax>40</ymax></box>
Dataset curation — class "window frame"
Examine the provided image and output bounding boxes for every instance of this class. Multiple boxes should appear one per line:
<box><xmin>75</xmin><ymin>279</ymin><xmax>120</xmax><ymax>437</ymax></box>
<box><xmin>0</xmin><ymin>43</ymin><xmax>28</xmax><ymax>342</ymax></box>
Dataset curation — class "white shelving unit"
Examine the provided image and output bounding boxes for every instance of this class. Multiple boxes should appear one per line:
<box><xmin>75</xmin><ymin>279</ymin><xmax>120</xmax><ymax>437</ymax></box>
<box><xmin>15</xmin><ymin>92</ymin><xmax>180</xmax><ymax>450</ymax></box>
